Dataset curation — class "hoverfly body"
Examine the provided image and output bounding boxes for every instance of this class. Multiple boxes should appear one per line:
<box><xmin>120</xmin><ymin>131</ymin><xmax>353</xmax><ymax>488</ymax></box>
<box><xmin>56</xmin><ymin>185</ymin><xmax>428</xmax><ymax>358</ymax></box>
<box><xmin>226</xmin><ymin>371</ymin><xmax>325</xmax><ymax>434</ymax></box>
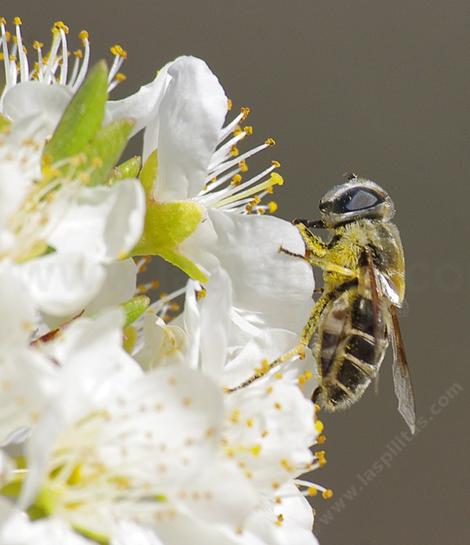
<box><xmin>230</xmin><ymin>174</ymin><xmax>416</xmax><ymax>434</ymax></box>
<box><xmin>291</xmin><ymin>174</ymin><xmax>416</xmax><ymax>433</ymax></box>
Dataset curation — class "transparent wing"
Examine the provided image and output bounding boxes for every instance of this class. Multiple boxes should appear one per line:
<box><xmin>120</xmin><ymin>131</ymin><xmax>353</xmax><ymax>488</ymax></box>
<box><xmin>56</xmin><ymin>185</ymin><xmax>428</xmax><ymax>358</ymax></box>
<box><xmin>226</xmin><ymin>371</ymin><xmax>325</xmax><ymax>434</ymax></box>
<box><xmin>389</xmin><ymin>305</ymin><xmax>416</xmax><ymax>434</ymax></box>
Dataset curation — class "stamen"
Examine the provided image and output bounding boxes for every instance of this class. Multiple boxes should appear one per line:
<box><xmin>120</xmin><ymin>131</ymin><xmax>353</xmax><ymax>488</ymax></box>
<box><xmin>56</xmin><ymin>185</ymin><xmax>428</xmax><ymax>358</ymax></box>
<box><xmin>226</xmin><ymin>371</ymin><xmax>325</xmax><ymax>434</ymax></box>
<box><xmin>73</xmin><ymin>30</ymin><xmax>90</xmax><ymax>90</ymax></box>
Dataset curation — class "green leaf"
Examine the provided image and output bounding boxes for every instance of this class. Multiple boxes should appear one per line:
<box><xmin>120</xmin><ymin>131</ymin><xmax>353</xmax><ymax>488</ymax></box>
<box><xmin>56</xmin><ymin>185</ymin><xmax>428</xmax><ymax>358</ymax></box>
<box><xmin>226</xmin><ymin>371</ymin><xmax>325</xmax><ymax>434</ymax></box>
<box><xmin>85</xmin><ymin>118</ymin><xmax>135</xmax><ymax>186</ymax></box>
<box><xmin>108</xmin><ymin>155</ymin><xmax>141</xmax><ymax>185</ymax></box>
<box><xmin>140</xmin><ymin>149</ymin><xmax>158</xmax><ymax>196</ymax></box>
<box><xmin>120</xmin><ymin>295</ymin><xmax>150</xmax><ymax>327</ymax></box>
<box><xmin>43</xmin><ymin>61</ymin><xmax>108</xmax><ymax>163</ymax></box>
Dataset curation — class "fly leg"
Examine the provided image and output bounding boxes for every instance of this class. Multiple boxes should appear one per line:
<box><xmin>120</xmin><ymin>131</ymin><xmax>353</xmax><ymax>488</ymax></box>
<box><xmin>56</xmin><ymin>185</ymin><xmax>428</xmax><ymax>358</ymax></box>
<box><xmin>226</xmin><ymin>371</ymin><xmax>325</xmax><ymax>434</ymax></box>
<box><xmin>227</xmin><ymin>293</ymin><xmax>333</xmax><ymax>392</ymax></box>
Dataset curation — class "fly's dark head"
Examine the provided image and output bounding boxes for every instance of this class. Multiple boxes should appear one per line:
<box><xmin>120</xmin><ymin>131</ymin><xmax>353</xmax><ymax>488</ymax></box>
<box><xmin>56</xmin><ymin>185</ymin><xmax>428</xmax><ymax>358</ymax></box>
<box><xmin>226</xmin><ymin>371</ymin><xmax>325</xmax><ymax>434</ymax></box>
<box><xmin>318</xmin><ymin>176</ymin><xmax>395</xmax><ymax>227</ymax></box>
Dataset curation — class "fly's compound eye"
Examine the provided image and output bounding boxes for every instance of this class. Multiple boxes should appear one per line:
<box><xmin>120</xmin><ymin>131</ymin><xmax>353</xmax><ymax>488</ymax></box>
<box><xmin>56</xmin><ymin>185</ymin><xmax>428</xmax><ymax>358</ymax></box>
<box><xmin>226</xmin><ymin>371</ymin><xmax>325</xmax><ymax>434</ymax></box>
<box><xmin>329</xmin><ymin>187</ymin><xmax>383</xmax><ymax>214</ymax></box>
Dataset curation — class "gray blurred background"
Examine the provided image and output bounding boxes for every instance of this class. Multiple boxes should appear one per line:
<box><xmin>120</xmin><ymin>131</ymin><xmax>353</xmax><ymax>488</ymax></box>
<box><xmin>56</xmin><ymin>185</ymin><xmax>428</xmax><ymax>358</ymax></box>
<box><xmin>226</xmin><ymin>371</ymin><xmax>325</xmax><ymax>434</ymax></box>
<box><xmin>2</xmin><ymin>1</ymin><xmax>469</xmax><ymax>544</ymax></box>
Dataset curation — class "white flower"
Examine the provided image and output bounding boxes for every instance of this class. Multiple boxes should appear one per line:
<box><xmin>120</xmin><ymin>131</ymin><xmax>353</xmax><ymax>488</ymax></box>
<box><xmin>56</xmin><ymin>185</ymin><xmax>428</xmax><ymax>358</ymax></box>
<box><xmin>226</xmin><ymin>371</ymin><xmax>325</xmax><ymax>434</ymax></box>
<box><xmin>0</xmin><ymin>18</ymin><xmax>168</xmax><ymax>142</ymax></box>
<box><xmin>0</xmin><ymin>268</ymin><xmax>58</xmax><ymax>444</ymax></box>
<box><xmin>20</xmin><ymin>364</ymin><xmax>257</xmax><ymax>541</ymax></box>
<box><xmin>0</xmin><ymin>116</ymin><xmax>145</xmax><ymax>318</ymax></box>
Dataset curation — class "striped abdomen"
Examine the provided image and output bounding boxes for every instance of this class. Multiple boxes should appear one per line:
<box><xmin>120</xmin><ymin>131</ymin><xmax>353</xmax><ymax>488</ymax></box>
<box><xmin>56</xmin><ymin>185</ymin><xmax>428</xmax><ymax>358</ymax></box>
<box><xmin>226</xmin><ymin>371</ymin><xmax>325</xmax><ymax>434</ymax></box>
<box><xmin>313</xmin><ymin>287</ymin><xmax>388</xmax><ymax>411</ymax></box>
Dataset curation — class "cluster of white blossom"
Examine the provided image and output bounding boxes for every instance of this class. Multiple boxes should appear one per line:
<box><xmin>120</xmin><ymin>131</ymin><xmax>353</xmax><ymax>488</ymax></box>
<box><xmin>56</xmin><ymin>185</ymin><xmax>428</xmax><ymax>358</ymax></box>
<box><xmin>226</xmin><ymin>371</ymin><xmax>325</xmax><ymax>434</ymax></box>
<box><xmin>0</xmin><ymin>18</ymin><xmax>329</xmax><ymax>545</ymax></box>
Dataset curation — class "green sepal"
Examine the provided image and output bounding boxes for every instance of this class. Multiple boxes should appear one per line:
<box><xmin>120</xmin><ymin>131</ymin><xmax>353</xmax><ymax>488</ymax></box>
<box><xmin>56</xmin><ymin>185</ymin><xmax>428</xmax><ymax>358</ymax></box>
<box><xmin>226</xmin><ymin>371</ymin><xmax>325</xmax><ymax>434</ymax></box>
<box><xmin>84</xmin><ymin>118</ymin><xmax>135</xmax><ymax>186</ymax></box>
<box><xmin>131</xmin><ymin>200</ymin><xmax>207</xmax><ymax>282</ymax></box>
<box><xmin>120</xmin><ymin>295</ymin><xmax>150</xmax><ymax>327</ymax></box>
<box><xmin>158</xmin><ymin>247</ymin><xmax>208</xmax><ymax>283</ymax></box>
<box><xmin>140</xmin><ymin>149</ymin><xmax>158</xmax><ymax>196</ymax></box>
<box><xmin>43</xmin><ymin>61</ymin><xmax>108</xmax><ymax>164</ymax></box>
<box><xmin>109</xmin><ymin>155</ymin><xmax>141</xmax><ymax>185</ymax></box>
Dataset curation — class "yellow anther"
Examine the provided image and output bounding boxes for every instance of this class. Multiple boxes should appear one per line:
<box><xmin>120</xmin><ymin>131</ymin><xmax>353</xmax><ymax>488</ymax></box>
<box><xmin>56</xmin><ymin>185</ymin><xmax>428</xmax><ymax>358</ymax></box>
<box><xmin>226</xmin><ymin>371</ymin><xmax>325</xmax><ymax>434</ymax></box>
<box><xmin>243</xmin><ymin>125</ymin><xmax>253</xmax><ymax>135</ymax></box>
<box><xmin>241</xmin><ymin>106</ymin><xmax>250</xmax><ymax>120</ymax></box>
<box><xmin>13</xmin><ymin>16</ymin><xmax>22</xmax><ymax>25</ymax></box>
<box><xmin>230</xmin><ymin>409</ymin><xmax>240</xmax><ymax>424</ymax></box>
<box><xmin>150</xmin><ymin>280</ymin><xmax>160</xmax><ymax>289</ymax></box>
<box><xmin>233</xmin><ymin>126</ymin><xmax>242</xmax><ymax>136</ymax></box>
<box><xmin>137</xmin><ymin>284</ymin><xmax>147</xmax><ymax>294</ymax></box>
<box><xmin>298</xmin><ymin>375</ymin><xmax>306</xmax><ymax>386</ymax></box>
<box><xmin>79</xmin><ymin>30</ymin><xmax>89</xmax><ymax>41</ymax></box>
<box><xmin>0</xmin><ymin>53</ymin><xmax>3</xmax><ymax>61</ymax></box>
<box><xmin>271</xmin><ymin>481</ymin><xmax>280</xmax><ymax>490</ymax></box>
<box><xmin>307</xmin><ymin>486</ymin><xmax>318</xmax><ymax>496</ymax></box>
<box><xmin>231</xmin><ymin>174</ymin><xmax>242</xmax><ymax>185</ymax></box>
<box><xmin>33</xmin><ymin>41</ymin><xmax>44</xmax><ymax>50</ymax></box>
<box><xmin>275</xmin><ymin>514</ymin><xmax>284</xmax><ymax>526</ymax></box>
<box><xmin>298</xmin><ymin>347</ymin><xmax>306</xmax><ymax>359</ymax></box>
<box><xmin>0</xmin><ymin>17</ymin><xmax>6</xmax><ymax>25</ymax></box>
<box><xmin>250</xmin><ymin>444</ymin><xmax>262</xmax><ymax>456</ymax></box>
<box><xmin>5</xmin><ymin>31</ymin><xmax>11</xmax><ymax>42</ymax></box>
<box><xmin>227</xmin><ymin>98</ymin><xmax>233</xmax><ymax>110</ymax></box>
<box><xmin>268</xmin><ymin>201</ymin><xmax>278</xmax><ymax>214</ymax></box>
<box><xmin>196</xmin><ymin>287</ymin><xmax>207</xmax><ymax>300</ymax></box>
<box><xmin>238</xmin><ymin>160</ymin><xmax>248</xmax><ymax>172</ymax></box>
<box><xmin>274</xmin><ymin>372</ymin><xmax>283</xmax><ymax>380</ymax></box>
<box><xmin>53</xmin><ymin>21</ymin><xmax>69</xmax><ymax>34</ymax></box>
<box><xmin>73</xmin><ymin>49</ymin><xmax>83</xmax><ymax>58</ymax></box>
<box><xmin>270</xmin><ymin>172</ymin><xmax>284</xmax><ymax>186</ymax></box>
<box><xmin>110</xmin><ymin>44</ymin><xmax>127</xmax><ymax>59</ymax></box>
<box><xmin>246</xmin><ymin>418</ymin><xmax>254</xmax><ymax>428</ymax></box>
<box><xmin>317</xmin><ymin>434</ymin><xmax>326</xmax><ymax>444</ymax></box>
<box><xmin>314</xmin><ymin>403</ymin><xmax>321</xmax><ymax>413</ymax></box>
<box><xmin>230</xmin><ymin>145</ymin><xmax>239</xmax><ymax>157</ymax></box>
<box><xmin>266</xmin><ymin>386</ymin><xmax>273</xmax><ymax>395</ymax></box>
<box><xmin>322</xmin><ymin>489</ymin><xmax>334</xmax><ymax>499</ymax></box>
<box><xmin>115</xmin><ymin>72</ymin><xmax>127</xmax><ymax>82</ymax></box>
<box><xmin>265</xmin><ymin>137</ymin><xmax>276</xmax><ymax>146</ymax></box>
<box><xmin>315</xmin><ymin>419</ymin><xmax>324</xmax><ymax>434</ymax></box>
<box><xmin>305</xmin><ymin>370</ymin><xmax>313</xmax><ymax>380</ymax></box>
<box><xmin>271</xmin><ymin>160</ymin><xmax>281</xmax><ymax>168</ymax></box>
<box><xmin>280</xmin><ymin>458</ymin><xmax>294</xmax><ymax>471</ymax></box>
<box><xmin>274</xmin><ymin>402</ymin><xmax>282</xmax><ymax>411</ymax></box>
<box><xmin>245</xmin><ymin>470</ymin><xmax>253</xmax><ymax>479</ymax></box>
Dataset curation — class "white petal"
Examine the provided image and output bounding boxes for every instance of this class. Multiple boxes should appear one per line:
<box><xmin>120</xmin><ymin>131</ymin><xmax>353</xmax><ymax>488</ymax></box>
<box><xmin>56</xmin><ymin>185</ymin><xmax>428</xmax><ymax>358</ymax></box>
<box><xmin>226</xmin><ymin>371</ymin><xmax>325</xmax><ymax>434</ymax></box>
<box><xmin>203</xmin><ymin>210</ymin><xmax>314</xmax><ymax>333</ymax></box>
<box><xmin>246</xmin><ymin>483</ymin><xmax>317</xmax><ymax>545</ymax></box>
<box><xmin>112</xmin><ymin>522</ymin><xmax>165</xmax><ymax>545</ymax></box>
<box><xmin>2</xmin><ymin>83</ymin><xmax>72</xmax><ymax>137</ymax></box>
<box><xmin>19</xmin><ymin>253</ymin><xmax>106</xmax><ymax>316</ymax></box>
<box><xmin>150</xmin><ymin>56</ymin><xmax>228</xmax><ymax>201</ymax></box>
<box><xmin>198</xmin><ymin>268</ymin><xmax>232</xmax><ymax>376</ymax></box>
<box><xmin>224</xmin><ymin>382</ymin><xmax>315</xmax><ymax>490</ymax></box>
<box><xmin>84</xmin><ymin>259</ymin><xmax>138</xmax><ymax>315</ymax></box>
<box><xmin>0</xmin><ymin>269</ymin><xmax>35</xmax><ymax>345</ymax></box>
<box><xmin>47</xmin><ymin>180</ymin><xmax>145</xmax><ymax>262</ymax></box>
<box><xmin>0</xmin><ymin>348</ymin><xmax>57</xmax><ymax>445</ymax></box>
<box><xmin>0</xmin><ymin>500</ymin><xmax>89</xmax><ymax>545</ymax></box>
<box><xmin>106</xmin><ymin>64</ymin><xmax>171</xmax><ymax>137</ymax></box>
